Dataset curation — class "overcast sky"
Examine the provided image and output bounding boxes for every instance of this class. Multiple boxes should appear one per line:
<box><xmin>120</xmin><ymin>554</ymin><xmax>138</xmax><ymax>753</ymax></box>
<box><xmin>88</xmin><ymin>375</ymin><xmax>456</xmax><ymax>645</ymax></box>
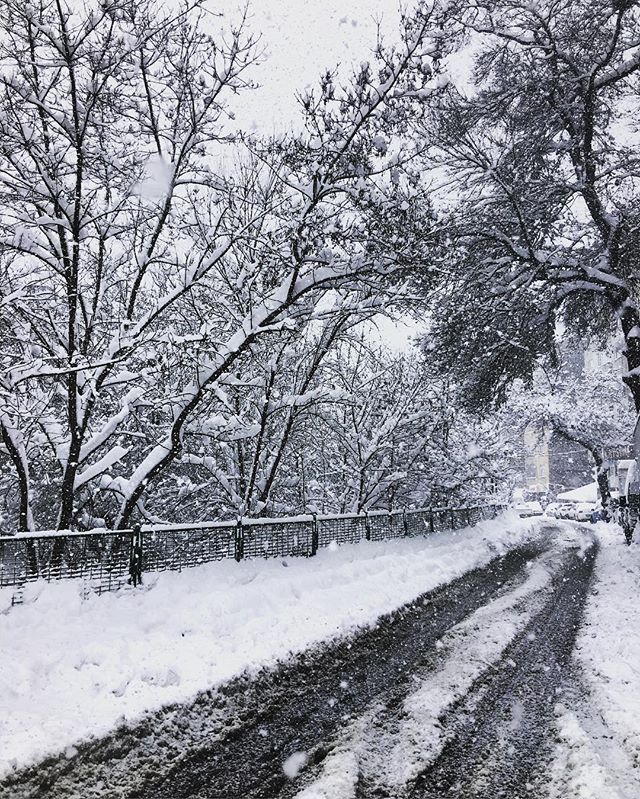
<box><xmin>221</xmin><ymin>1</ymin><xmax>403</xmax><ymax>134</ymax></box>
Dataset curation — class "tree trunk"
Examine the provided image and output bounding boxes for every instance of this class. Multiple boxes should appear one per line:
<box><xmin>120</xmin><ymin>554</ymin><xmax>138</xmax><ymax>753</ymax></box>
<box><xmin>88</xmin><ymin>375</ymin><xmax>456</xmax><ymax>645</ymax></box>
<box><xmin>0</xmin><ymin>421</ymin><xmax>38</xmax><ymax>576</ymax></box>
<box><xmin>590</xmin><ymin>448</ymin><xmax>611</xmax><ymax>508</ymax></box>
<box><xmin>57</xmin><ymin>446</ymin><xmax>80</xmax><ymax>530</ymax></box>
<box><xmin>551</xmin><ymin>424</ymin><xmax>611</xmax><ymax>508</ymax></box>
<box><xmin>619</xmin><ymin>300</ymin><xmax>640</xmax><ymax>414</ymax></box>
<box><xmin>0</xmin><ymin>427</ymin><xmax>32</xmax><ymax>533</ymax></box>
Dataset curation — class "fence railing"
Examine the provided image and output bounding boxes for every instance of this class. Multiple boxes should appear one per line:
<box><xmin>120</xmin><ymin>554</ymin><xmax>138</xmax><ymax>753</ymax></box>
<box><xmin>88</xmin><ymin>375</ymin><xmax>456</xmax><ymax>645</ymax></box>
<box><xmin>0</xmin><ymin>505</ymin><xmax>505</xmax><ymax>600</ymax></box>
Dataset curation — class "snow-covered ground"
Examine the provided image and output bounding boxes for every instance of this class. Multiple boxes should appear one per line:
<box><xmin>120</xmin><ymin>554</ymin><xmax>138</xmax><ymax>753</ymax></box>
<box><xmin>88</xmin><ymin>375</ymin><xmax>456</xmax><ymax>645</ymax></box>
<box><xmin>9</xmin><ymin>513</ymin><xmax>640</xmax><ymax>793</ymax></box>
<box><xmin>549</xmin><ymin>521</ymin><xmax>640</xmax><ymax>799</ymax></box>
<box><xmin>0</xmin><ymin>512</ymin><xmax>536</xmax><ymax>777</ymax></box>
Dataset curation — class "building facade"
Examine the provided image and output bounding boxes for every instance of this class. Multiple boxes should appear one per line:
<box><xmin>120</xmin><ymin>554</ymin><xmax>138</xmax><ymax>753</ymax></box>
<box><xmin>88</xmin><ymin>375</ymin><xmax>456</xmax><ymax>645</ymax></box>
<box><xmin>523</xmin><ymin>340</ymin><xmax>632</xmax><ymax>499</ymax></box>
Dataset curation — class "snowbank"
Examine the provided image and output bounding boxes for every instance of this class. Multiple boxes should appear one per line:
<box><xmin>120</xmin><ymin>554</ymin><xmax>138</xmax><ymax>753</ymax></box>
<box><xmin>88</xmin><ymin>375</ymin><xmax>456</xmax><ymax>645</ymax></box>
<box><xmin>554</xmin><ymin>521</ymin><xmax>640</xmax><ymax>796</ymax></box>
<box><xmin>0</xmin><ymin>511</ymin><xmax>538</xmax><ymax>776</ymax></box>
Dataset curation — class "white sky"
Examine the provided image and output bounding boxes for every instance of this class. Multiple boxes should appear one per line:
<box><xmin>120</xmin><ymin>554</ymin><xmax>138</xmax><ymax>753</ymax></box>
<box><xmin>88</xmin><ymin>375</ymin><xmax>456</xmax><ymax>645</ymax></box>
<box><xmin>221</xmin><ymin>0</ymin><xmax>403</xmax><ymax>134</ymax></box>
<box><xmin>366</xmin><ymin>314</ymin><xmax>423</xmax><ymax>352</ymax></box>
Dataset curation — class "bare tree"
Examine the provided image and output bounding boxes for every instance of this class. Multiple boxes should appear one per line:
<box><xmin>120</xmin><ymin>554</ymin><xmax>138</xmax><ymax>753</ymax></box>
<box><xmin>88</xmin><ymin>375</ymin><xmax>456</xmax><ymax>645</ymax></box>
<box><xmin>171</xmin><ymin>309</ymin><xmax>370</xmax><ymax>519</ymax></box>
<box><xmin>310</xmin><ymin>340</ymin><xmax>434</xmax><ymax>512</ymax></box>
<box><xmin>0</xmin><ymin>0</ymin><xmax>447</xmax><ymax>530</ymax></box>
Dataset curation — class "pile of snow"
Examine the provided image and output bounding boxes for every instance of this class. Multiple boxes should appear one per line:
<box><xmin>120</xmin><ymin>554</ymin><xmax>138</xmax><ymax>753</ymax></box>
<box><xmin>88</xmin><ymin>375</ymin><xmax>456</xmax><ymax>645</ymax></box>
<box><xmin>0</xmin><ymin>511</ymin><xmax>538</xmax><ymax>776</ymax></box>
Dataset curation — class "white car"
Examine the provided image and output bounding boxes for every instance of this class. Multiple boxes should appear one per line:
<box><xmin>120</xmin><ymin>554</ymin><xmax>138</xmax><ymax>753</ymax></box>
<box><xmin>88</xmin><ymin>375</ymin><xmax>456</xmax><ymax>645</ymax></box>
<box><xmin>545</xmin><ymin>503</ymin><xmax>560</xmax><ymax>518</ymax></box>
<box><xmin>574</xmin><ymin>503</ymin><xmax>594</xmax><ymax>522</ymax></box>
<box><xmin>514</xmin><ymin>500</ymin><xmax>543</xmax><ymax>518</ymax></box>
<box><xmin>558</xmin><ymin>504</ymin><xmax>574</xmax><ymax>519</ymax></box>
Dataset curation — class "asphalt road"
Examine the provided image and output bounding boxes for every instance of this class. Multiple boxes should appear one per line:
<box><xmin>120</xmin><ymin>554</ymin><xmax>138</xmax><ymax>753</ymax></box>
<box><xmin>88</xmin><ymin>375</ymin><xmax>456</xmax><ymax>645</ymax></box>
<box><xmin>1</xmin><ymin>525</ymin><xmax>597</xmax><ymax>799</ymax></box>
<box><xmin>409</xmin><ymin>536</ymin><xmax>596</xmax><ymax>798</ymax></box>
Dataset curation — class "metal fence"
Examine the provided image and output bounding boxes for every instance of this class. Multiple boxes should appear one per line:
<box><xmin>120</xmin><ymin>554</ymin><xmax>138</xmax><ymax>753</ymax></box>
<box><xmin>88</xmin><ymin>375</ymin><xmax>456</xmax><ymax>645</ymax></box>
<box><xmin>0</xmin><ymin>505</ymin><xmax>505</xmax><ymax>602</ymax></box>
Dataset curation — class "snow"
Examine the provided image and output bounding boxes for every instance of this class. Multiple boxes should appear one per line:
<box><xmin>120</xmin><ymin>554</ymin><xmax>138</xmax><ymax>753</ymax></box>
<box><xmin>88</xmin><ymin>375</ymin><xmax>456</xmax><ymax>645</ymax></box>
<box><xmin>132</xmin><ymin>154</ymin><xmax>174</xmax><ymax>200</ymax></box>
<box><xmin>547</xmin><ymin>521</ymin><xmax>640</xmax><ymax>797</ymax></box>
<box><xmin>0</xmin><ymin>511</ymin><xmax>537</xmax><ymax>776</ymax></box>
<box><xmin>284</xmin><ymin>752</ymin><xmax>309</xmax><ymax>779</ymax></box>
<box><xmin>292</xmin><ymin>520</ymin><xmax>640</xmax><ymax>798</ymax></box>
<box><xmin>372</xmin><ymin>551</ymin><xmax>557</xmax><ymax>790</ymax></box>
<box><xmin>548</xmin><ymin>707</ymin><xmax>624</xmax><ymax>799</ymax></box>
<box><xmin>557</xmin><ymin>482</ymin><xmax>599</xmax><ymax>503</ymax></box>
<box><xmin>74</xmin><ymin>445</ymin><xmax>129</xmax><ymax>488</ymax></box>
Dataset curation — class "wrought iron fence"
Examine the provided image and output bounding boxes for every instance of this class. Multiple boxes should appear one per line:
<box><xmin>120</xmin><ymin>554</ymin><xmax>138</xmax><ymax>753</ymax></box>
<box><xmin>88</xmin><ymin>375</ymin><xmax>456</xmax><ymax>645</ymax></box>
<box><xmin>0</xmin><ymin>504</ymin><xmax>505</xmax><ymax>602</ymax></box>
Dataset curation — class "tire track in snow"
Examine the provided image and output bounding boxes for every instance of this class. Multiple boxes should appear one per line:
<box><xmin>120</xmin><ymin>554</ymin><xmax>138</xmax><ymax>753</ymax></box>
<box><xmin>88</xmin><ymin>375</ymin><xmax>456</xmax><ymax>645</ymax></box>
<box><xmin>144</xmin><ymin>541</ymin><xmax>548</xmax><ymax>799</ymax></box>
<box><xmin>407</xmin><ymin>534</ymin><xmax>597</xmax><ymax>799</ymax></box>
<box><xmin>292</xmin><ymin>542</ymin><xmax>565</xmax><ymax>799</ymax></box>
<box><xmin>293</xmin><ymin>530</ymin><xmax>596</xmax><ymax>799</ymax></box>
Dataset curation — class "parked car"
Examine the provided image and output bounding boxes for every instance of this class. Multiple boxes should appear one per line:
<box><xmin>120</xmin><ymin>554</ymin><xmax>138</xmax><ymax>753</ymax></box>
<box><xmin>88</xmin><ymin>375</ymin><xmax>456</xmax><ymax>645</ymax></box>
<box><xmin>557</xmin><ymin>504</ymin><xmax>574</xmax><ymax>520</ymax></box>
<box><xmin>544</xmin><ymin>502</ymin><xmax>560</xmax><ymax>518</ymax></box>
<box><xmin>574</xmin><ymin>503</ymin><xmax>594</xmax><ymax>522</ymax></box>
<box><xmin>514</xmin><ymin>500</ymin><xmax>544</xmax><ymax>518</ymax></box>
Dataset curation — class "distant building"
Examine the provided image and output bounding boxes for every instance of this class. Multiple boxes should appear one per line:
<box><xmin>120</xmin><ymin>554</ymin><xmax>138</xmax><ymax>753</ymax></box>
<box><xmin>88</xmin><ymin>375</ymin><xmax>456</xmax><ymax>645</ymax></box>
<box><xmin>547</xmin><ymin>432</ymin><xmax>594</xmax><ymax>494</ymax></box>
<box><xmin>523</xmin><ymin>426</ymin><xmax>550</xmax><ymax>495</ymax></box>
<box><xmin>523</xmin><ymin>340</ymin><xmax>631</xmax><ymax>499</ymax></box>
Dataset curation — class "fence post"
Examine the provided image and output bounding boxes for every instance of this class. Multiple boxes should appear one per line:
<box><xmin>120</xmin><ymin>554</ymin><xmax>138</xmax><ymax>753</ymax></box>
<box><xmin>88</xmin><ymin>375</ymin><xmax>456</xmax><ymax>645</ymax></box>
<box><xmin>311</xmin><ymin>513</ymin><xmax>319</xmax><ymax>556</ymax></box>
<box><xmin>235</xmin><ymin>516</ymin><xmax>244</xmax><ymax>562</ymax></box>
<box><xmin>364</xmin><ymin>510</ymin><xmax>371</xmax><ymax>541</ymax></box>
<box><xmin>129</xmin><ymin>523</ymin><xmax>143</xmax><ymax>587</ymax></box>
<box><xmin>403</xmin><ymin>508</ymin><xmax>408</xmax><ymax>536</ymax></box>
<box><xmin>449</xmin><ymin>508</ymin><xmax>455</xmax><ymax>530</ymax></box>
<box><xmin>466</xmin><ymin>507</ymin><xmax>472</xmax><ymax>527</ymax></box>
<box><xmin>429</xmin><ymin>509</ymin><xmax>435</xmax><ymax>533</ymax></box>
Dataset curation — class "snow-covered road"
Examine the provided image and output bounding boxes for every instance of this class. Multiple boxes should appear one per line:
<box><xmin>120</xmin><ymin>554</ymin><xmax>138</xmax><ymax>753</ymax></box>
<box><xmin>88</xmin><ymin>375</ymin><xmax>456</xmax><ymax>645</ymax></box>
<box><xmin>3</xmin><ymin>517</ymin><xmax>640</xmax><ymax>799</ymax></box>
<box><xmin>0</xmin><ymin>512</ymin><xmax>536</xmax><ymax>777</ymax></box>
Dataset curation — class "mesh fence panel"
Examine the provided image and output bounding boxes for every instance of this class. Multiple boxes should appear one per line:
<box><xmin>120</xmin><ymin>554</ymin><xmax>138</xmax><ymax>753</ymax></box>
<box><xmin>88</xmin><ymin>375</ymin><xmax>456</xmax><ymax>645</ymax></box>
<box><xmin>406</xmin><ymin>510</ymin><xmax>432</xmax><ymax>536</ymax></box>
<box><xmin>467</xmin><ymin>507</ymin><xmax>483</xmax><ymax>526</ymax></box>
<box><xmin>451</xmin><ymin>509</ymin><xmax>466</xmax><ymax>530</ymax></box>
<box><xmin>0</xmin><ymin>532</ymin><xmax>132</xmax><ymax>593</ymax></box>
<box><xmin>242</xmin><ymin>520</ymin><xmax>313</xmax><ymax>559</ymax></box>
<box><xmin>368</xmin><ymin>512</ymin><xmax>403</xmax><ymax>541</ymax></box>
<box><xmin>141</xmin><ymin>526</ymin><xmax>235</xmax><ymax>573</ymax></box>
<box><xmin>317</xmin><ymin>515</ymin><xmax>367</xmax><ymax>546</ymax></box>
<box><xmin>431</xmin><ymin>508</ymin><xmax>450</xmax><ymax>532</ymax></box>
